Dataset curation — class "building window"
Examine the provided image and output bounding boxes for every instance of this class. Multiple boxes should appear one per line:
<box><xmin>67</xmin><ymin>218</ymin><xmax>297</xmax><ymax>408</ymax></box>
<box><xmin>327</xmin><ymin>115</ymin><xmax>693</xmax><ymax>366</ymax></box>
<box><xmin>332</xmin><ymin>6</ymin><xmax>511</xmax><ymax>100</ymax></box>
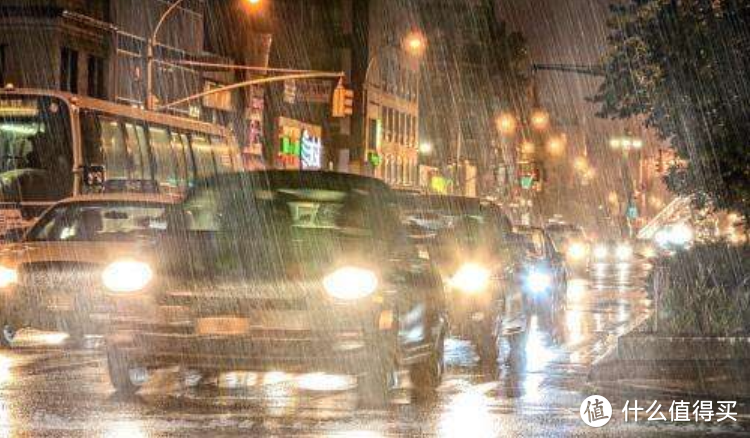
<box><xmin>0</xmin><ymin>45</ymin><xmax>6</xmax><ymax>86</ymax></box>
<box><xmin>60</xmin><ymin>48</ymin><xmax>79</xmax><ymax>93</ymax></box>
<box><xmin>87</xmin><ymin>55</ymin><xmax>106</xmax><ymax>99</ymax></box>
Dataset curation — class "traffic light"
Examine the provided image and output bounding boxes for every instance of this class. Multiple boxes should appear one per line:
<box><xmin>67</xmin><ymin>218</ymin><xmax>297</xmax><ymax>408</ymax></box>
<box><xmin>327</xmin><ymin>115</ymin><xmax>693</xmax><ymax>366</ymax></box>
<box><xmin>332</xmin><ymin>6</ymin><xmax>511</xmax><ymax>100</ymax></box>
<box><xmin>331</xmin><ymin>81</ymin><xmax>354</xmax><ymax>118</ymax></box>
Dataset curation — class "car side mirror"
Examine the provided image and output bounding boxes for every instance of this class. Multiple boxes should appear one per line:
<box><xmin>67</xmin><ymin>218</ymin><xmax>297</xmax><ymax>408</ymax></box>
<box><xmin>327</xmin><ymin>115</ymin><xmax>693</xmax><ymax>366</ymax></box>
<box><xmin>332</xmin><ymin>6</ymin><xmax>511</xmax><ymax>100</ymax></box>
<box><xmin>82</xmin><ymin>165</ymin><xmax>105</xmax><ymax>187</ymax></box>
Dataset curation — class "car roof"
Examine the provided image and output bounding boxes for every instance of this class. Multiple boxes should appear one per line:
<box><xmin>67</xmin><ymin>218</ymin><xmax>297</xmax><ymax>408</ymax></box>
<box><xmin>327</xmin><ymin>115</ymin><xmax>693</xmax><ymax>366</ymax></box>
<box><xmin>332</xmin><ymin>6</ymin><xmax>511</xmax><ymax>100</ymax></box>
<box><xmin>192</xmin><ymin>170</ymin><xmax>393</xmax><ymax>194</ymax></box>
<box><xmin>56</xmin><ymin>193</ymin><xmax>182</xmax><ymax>205</ymax></box>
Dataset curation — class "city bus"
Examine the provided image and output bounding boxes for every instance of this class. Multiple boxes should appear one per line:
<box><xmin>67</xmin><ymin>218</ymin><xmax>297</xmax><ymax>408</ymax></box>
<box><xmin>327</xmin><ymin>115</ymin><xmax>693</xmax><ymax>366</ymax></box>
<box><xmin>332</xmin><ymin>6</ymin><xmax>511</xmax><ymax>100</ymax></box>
<box><xmin>0</xmin><ymin>87</ymin><xmax>243</xmax><ymax>238</ymax></box>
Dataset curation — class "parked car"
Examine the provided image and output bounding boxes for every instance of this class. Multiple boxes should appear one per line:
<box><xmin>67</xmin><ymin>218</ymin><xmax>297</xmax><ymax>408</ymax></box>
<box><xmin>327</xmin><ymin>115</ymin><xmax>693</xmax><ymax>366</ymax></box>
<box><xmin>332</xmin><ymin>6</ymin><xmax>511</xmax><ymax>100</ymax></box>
<box><xmin>514</xmin><ymin>226</ymin><xmax>567</xmax><ymax>314</ymax></box>
<box><xmin>397</xmin><ymin>194</ymin><xmax>526</xmax><ymax>363</ymax></box>
<box><xmin>0</xmin><ymin>193</ymin><xmax>181</xmax><ymax>347</ymax></box>
<box><xmin>104</xmin><ymin>171</ymin><xmax>447</xmax><ymax>401</ymax></box>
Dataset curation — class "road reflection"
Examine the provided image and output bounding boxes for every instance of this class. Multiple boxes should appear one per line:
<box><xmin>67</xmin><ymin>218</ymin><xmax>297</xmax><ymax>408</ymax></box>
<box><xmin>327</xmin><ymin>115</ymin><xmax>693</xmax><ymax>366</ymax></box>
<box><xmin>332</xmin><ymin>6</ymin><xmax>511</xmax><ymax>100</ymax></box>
<box><xmin>0</xmin><ymin>270</ymin><xmax>653</xmax><ymax>437</ymax></box>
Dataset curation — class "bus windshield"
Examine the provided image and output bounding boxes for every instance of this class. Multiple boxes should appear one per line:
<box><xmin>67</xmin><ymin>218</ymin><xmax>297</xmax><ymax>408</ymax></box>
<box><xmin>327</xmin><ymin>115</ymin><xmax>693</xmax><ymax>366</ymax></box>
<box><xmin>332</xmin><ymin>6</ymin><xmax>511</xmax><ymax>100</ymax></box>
<box><xmin>0</xmin><ymin>96</ymin><xmax>73</xmax><ymax>202</ymax></box>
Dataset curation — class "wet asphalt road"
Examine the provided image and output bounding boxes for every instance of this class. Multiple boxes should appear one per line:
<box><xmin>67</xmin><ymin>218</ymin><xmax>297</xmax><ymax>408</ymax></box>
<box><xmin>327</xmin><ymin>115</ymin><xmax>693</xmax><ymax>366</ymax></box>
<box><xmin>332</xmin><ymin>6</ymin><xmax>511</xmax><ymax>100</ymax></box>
<box><xmin>1</xmin><ymin>264</ymin><xmax>748</xmax><ymax>437</ymax></box>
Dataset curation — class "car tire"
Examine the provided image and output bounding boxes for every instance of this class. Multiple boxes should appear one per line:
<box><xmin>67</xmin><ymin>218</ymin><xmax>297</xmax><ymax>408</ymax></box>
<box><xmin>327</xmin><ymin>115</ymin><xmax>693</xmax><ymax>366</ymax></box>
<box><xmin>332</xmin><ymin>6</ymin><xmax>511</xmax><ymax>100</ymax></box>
<box><xmin>106</xmin><ymin>347</ymin><xmax>146</xmax><ymax>395</ymax></box>
<box><xmin>357</xmin><ymin>355</ymin><xmax>396</xmax><ymax>405</ymax></box>
<box><xmin>474</xmin><ymin>321</ymin><xmax>499</xmax><ymax>364</ymax></box>
<box><xmin>410</xmin><ymin>333</ymin><xmax>444</xmax><ymax>392</ymax></box>
<box><xmin>0</xmin><ymin>323</ymin><xmax>16</xmax><ymax>348</ymax></box>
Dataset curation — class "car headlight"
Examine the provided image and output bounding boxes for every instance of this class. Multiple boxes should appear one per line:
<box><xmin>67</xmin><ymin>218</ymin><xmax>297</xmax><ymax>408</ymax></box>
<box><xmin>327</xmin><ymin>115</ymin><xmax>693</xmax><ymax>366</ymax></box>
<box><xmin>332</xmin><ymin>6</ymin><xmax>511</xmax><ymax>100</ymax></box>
<box><xmin>641</xmin><ymin>246</ymin><xmax>657</xmax><ymax>259</ymax></box>
<box><xmin>593</xmin><ymin>245</ymin><xmax>608</xmax><ymax>259</ymax></box>
<box><xmin>567</xmin><ymin>242</ymin><xmax>587</xmax><ymax>260</ymax></box>
<box><xmin>615</xmin><ymin>244</ymin><xmax>633</xmax><ymax>260</ymax></box>
<box><xmin>323</xmin><ymin>266</ymin><xmax>378</xmax><ymax>300</ymax></box>
<box><xmin>0</xmin><ymin>265</ymin><xmax>18</xmax><ymax>288</ymax></box>
<box><xmin>102</xmin><ymin>260</ymin><xmax>154</xmax><ymax>293</ymax></box>
<box><xmin>525</xmin><ymin>269</ymin><xmax>552</xmax><ymax>295</ymax></box>
<box><xmin>449</xmin><ymin>263</ymin><xmax>491</xmax><ymax>294</ymax></box>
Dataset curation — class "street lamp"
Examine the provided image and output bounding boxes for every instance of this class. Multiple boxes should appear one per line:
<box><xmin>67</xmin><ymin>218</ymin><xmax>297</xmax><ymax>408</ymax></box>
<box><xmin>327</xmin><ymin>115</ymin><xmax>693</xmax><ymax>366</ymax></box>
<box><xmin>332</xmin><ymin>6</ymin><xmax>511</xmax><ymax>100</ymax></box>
<box><xmin>496</xmin><ymin>113</ymin><xmax>518</xmax><ymax>136</ymax></box>
<box><xmin>404</xmin><ymin>32</ymin><xmax>426</xmax><ymax>56</ymax></box>
<box><xmin>419</xmin><ymin>142</ymin><xmax>433</xmax><ymax>155</ymax></box>
<box><xmin>546</xmin><ymin>135</ymin><xmax>565</xmax><ymax>157</ymax></box>
<box><xmin>530</xmin><ymin>109</ymin><xmax>550</xmax><ymax>131</ymax></box>
<box><xmin>145</xmin><ymin>0</ymin><xmax>261</xmax><ymax>110</ymax></box>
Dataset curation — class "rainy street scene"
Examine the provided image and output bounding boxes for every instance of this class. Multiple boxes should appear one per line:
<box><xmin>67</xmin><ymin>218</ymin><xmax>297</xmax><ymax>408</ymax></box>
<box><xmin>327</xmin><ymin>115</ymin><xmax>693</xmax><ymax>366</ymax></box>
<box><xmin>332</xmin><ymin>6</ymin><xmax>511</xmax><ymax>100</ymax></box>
<box><xmin>0</xmin><ymin>0</ymin><xmax>749</xmax><ymax>436</ymax></box>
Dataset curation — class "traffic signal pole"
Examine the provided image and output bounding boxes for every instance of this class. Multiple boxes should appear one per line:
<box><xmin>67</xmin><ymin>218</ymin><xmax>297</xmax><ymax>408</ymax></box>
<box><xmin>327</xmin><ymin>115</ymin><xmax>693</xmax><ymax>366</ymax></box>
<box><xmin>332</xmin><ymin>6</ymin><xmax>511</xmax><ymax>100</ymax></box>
<box><xmin>158</xmin><ymin>71</ymin><xmax>345</xmax><ymax>111</ymax></box>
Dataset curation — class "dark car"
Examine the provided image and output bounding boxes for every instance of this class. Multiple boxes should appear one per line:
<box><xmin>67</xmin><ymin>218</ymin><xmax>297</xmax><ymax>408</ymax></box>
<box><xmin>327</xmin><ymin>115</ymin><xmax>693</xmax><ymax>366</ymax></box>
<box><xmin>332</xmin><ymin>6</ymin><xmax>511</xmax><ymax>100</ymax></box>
<box><xmin>515</xmin><ymin>226</ymin><xmax>567</xmax><ymax>314</ymax></box>
<box><xmin>397</xmin><ymin>194</ymin><xmax>526</xmax><ymax>362</ymax></box>
<box><xmin>104</xmin><ymin>171</ymin><xmax>447</xmax><ymax>401</ymax></box>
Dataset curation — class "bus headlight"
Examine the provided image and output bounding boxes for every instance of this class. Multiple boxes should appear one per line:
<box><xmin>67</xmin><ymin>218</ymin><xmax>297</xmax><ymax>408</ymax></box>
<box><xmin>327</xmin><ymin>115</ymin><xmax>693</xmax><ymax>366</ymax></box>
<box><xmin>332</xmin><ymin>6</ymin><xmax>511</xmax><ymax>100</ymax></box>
<box><xmin>567</xmin><ymin>242</ymin><xmax>587</xmax><ymax>260</ymax></box>
<box><xmin>323</xmin><ymin>266</ymin><xmax>378</xmax><ymax>300</ymax></box>
<box><xmin>0</xmin><ymin>266</ymin><xmax>18</xmax><ymax>288</ymax></box>
<box><xmin>450</xmin><ymin>263</ymin><xmax>491</xmax><ymax>294</ymax></box>
<box><xmin>615</xmin><ymin>244</ymin><xmax>633</xmax><ymax>261</ymax></box>
<box><xmin>102</xmin><ymin>260</ymin><xmax>153</xmax><ymax>293</ymax></box>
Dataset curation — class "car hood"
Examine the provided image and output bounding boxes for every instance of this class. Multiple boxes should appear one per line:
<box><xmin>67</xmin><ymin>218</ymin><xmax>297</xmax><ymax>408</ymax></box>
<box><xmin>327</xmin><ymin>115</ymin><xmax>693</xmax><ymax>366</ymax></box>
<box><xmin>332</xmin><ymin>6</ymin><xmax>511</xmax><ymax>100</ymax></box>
<box><xmin>0</xmin><ymin>240</ymin><xmax>158</xmax><ymax>269</ymax></box>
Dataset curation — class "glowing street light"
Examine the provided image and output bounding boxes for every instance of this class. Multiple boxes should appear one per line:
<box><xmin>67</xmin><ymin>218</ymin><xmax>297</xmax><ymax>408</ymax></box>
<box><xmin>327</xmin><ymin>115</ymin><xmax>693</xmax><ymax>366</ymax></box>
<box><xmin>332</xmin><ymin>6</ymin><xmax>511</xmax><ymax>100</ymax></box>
<box><xmin>530</xmin><ymin>109</ymin><xmax>550</xmax><ymax>131</ymax></box>
<box><xmin>520</xmin><ymin>140</ymin><xmax>536</xmax><ymax>155</ymax></box>
<box><xmin>546</xmin><ymin>135</ymin><xmax>565</xmax><ymax>157</ymax></box>
<box><xmin>404</xmin><ymin>32</ymin><xmax>426</xmax><ymax>56</ymax></box>
<box><xmin>419</xmin><ymin>142</ymin><xmax>433</xmax><ymax>155</ymax></box>
<box><xmin>573</xmin><ymin>156</ymin><xmax>589</xmax><ymax>172</ymax></box>
<box><xmin>496</xmin><ymin>113</ymin><xmax>517</xmax><ymax>136</ymax></box>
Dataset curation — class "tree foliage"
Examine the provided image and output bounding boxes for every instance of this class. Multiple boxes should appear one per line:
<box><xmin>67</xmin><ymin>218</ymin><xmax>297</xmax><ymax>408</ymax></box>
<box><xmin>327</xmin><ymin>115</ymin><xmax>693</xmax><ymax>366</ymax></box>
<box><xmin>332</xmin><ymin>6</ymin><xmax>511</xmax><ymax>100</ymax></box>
<box><xmin>595</xmin><ymin>0</ymin><xmax>750</xmax><ymax>218</ymax></box>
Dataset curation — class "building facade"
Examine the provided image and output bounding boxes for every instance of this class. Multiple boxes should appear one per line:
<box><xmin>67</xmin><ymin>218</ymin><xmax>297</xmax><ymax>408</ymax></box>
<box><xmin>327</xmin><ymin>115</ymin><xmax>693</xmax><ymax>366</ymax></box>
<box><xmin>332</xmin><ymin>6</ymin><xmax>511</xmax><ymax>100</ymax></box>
<box><xmin>264</xmin><ymin>0</ymin><xmax>420</xmax><ymax>186</ymax></box>
<box><xmin>0</xmin><ymin>0</ymin><xmax>265</xmax><ymax>163</ymax></box>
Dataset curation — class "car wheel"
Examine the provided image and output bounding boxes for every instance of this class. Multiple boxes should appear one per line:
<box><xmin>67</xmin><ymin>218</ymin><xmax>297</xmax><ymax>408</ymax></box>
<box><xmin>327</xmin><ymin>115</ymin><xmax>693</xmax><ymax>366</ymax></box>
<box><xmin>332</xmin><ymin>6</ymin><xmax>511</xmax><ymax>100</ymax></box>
<box><xmin>357</xmin><ymin>355</ymin><xmax>396</xmax><ymax>405</ymax></box>
<box><xmin>410</xmin><ymin>333</ymin><xmax>444</xmax><ymax>392</ymax></box>
<box><xmin>474</xmin><ymin>318</ymin><xmax>499</xmax><ymax>364</ymax></box>
<box><xmin>0</xmin><ymin>323</ymin><xmax>16</xmax><ymax>348</ymax></box>
<box><xmin>106</xmin><ymin>347</ymin><xmax>147</xmax><ymax>395</ymax></box>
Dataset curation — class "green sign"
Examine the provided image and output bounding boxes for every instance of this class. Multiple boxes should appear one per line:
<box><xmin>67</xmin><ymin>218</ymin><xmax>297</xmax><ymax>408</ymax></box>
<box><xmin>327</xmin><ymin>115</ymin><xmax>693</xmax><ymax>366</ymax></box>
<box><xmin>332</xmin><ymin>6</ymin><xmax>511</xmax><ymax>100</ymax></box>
<box><xmin>520</xmin><ymin>175</ymin><xmax>534</xmax><ymax>190</ymax></box>
<box><xmin>281</xmin><ymin>136</ymin><xmax>301</xmax><ymax>156</ymax></box>
<box><xmin>367</xmin><ymin>151</ymin><xmax>382</xmax><ymax>167</ymax></box>
<box><xmin>430</xmin><ymin>176</ymin><xmax>451</xmax><ymax>194</ymax></box>
<box><xmin>627</xmin><ymin>205</ymin><xmax>639</xmax><ymax>219</ymax></box>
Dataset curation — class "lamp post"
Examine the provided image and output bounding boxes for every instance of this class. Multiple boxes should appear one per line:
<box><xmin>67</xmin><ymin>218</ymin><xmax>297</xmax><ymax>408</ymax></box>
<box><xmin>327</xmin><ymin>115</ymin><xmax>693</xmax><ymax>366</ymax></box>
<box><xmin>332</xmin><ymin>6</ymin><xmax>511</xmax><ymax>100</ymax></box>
<box><xmin>609</xmin><ymin>134</ymin><xmax>645</xmax><ymax>237</ymax></box>
<box><xmin>145</xmin><ymin>0</ymin><xmax>261</xmax><ymax>110</ymax></box>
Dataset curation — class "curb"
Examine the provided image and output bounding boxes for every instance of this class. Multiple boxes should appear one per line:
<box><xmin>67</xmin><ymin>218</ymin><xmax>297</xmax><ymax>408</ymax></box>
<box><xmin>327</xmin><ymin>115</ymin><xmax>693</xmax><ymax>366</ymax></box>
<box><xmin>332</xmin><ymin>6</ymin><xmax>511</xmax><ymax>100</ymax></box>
<box><xmin>585</xmin><ymin>380</ymin><xmax>750</xmax><ymax>404</ymax></box>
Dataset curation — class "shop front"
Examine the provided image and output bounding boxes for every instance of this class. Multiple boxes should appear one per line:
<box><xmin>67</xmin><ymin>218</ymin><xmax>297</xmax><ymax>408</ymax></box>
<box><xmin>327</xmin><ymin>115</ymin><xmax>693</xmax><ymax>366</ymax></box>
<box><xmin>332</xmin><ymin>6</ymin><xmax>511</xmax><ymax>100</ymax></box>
<box><xmin>274</xmin><ymin>117</ymin><xmax>323</xmax><ymax>170</ymax></box>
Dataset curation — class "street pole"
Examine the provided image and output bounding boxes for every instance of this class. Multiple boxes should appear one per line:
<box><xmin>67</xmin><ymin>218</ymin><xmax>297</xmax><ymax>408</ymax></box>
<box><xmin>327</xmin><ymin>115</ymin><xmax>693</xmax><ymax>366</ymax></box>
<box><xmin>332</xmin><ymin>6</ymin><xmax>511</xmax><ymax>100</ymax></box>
<box><xmin>455</xmin><ymin>124</ymin><xmax>462</xmax><ymax>195</ymax></box>
<box><xmin>158</xmin><ymin>71</ymin><xmax>345</xmax><ymax>111</ymax></box>
<box><xmin>145</xmin><ymin>0</ymin><xmax>187</xmax><ymax>111</ymax></box>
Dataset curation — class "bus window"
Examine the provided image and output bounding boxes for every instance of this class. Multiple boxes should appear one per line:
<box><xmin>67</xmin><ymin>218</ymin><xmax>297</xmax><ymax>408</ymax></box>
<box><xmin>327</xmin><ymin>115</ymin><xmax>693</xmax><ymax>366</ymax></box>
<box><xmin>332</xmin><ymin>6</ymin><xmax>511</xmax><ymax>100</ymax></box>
<box><xmin>209</xmin><ymin>135</ymin><xmax>235</xmax><ymax>173</ymax></box>
<box><xmin>179</xmin><ymin>133</ymin><xmax>194</xmax><ymax>185</ymax></box>
<box><xmin>191</xmin><ymin>134</ymin><xmax>218</xmax><ymax>179</ymax></box>
<box><xmin>123</xmin><ymin>122</ymin><xmax>151</xmax><ymax>181</ymax></box>
<box><xmin>99</xmin><ymin>116</ymin><xmax>129</xmax><ymax>180</ymax></box>
<box><xmin>0</xmin><ymin>96</ymin><xmax>74</xmax><ymax>202</ymax></box>
<box><xmin>149</xmin><ymin>126</ymin><xmax>188</xmax><ymax>191</ymax></box>
<box><xmin>170</xmin><ymin>131</ymin><xmax>192</xmax><ymax>187</ymax></box>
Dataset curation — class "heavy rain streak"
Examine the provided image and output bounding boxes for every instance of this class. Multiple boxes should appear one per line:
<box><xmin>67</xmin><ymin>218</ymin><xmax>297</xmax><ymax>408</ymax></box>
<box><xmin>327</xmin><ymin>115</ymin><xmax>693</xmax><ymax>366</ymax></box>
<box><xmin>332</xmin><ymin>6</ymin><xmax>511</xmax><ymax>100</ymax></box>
<box><xmin>0</xmin><ymin>0</ymin><xmax>747</xmax><ymax>436</ymax></box>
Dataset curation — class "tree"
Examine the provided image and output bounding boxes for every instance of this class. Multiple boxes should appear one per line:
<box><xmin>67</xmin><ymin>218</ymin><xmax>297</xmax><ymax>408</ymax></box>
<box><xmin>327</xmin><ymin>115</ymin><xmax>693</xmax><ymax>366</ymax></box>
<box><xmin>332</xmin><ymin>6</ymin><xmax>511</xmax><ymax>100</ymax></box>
<box><xmin>595</xmin><ymin>0</ymin><xmax>750</xmax><ymax>219</ymax></box>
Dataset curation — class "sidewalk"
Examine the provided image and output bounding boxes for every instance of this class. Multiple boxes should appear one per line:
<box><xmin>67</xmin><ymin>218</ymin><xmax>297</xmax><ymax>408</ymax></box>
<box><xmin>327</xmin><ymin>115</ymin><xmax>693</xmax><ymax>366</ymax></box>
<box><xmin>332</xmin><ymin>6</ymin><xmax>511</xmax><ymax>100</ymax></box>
<box><xmin>589</xmin><ymin>375</ymin><xmax>750</xmax><ymax>402</ymax></box>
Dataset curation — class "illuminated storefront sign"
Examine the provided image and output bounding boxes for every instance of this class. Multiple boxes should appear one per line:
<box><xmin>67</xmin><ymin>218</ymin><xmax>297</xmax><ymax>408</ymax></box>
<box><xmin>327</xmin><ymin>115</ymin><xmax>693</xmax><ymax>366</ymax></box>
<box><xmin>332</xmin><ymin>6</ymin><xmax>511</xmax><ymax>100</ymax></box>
<box><xmin>300</xmin><ymin>129</ymin><xmax>322</xmax><ymax>169</ymax></box>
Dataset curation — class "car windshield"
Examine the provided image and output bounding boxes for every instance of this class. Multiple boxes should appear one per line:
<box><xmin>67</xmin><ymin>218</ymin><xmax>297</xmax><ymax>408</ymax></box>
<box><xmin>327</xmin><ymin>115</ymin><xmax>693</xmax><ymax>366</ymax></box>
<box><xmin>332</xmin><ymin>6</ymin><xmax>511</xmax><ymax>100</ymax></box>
<box><xmin>547</xmin><ymin>227</ymin><xmax>585</xmax><ymax>249</ymax></box>
<box><xmin>170</xmin><ymin>172</ymin><xmax>397</xmax><ymax>279</ymax></box>
<box><xmin>25</xmin><ymin>202</ymin><xmax>170</xmax><ymax>242</ymax></box>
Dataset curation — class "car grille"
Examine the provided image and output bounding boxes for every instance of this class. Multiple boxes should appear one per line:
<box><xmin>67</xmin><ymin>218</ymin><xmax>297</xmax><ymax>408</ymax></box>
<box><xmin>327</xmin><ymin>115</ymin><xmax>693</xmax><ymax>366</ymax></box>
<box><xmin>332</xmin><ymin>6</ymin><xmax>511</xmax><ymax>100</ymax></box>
<box><xmin>19</xmin><ymin>261</ymin><xmax>103</xmax><ymax>294</ymax></box>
